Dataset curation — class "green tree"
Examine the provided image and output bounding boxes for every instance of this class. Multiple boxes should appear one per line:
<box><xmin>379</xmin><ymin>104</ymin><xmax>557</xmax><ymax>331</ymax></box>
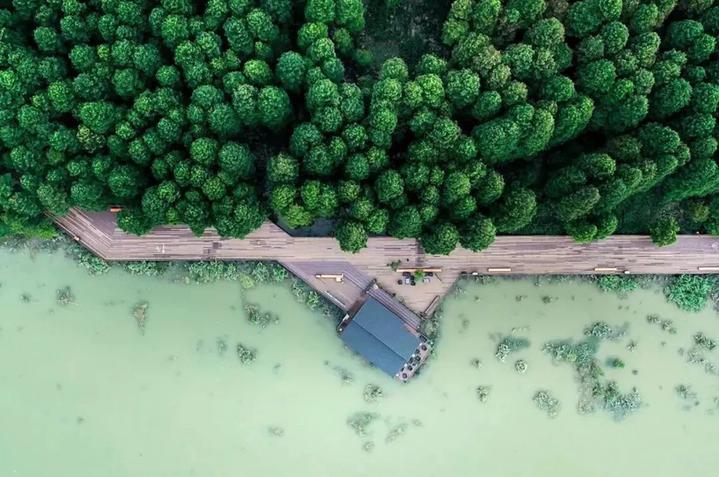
<box><xmin>650</xmin><ymin>217</ymin><xmax>679</xmax><ymax>246</ymax></box>
<box><xmin>336</xmin><ymin>220</ymin><xmax>368</xmax><ymax>252</ymax></box>
<box><xmin>460</xmin><ymin>215</ymin><xmax>496</xmax><ymax>251</ymax></box>
<box><xmin>421</xmin><ymin>222</ymin><xmax>460</xmax><ymax>255</ymax></box>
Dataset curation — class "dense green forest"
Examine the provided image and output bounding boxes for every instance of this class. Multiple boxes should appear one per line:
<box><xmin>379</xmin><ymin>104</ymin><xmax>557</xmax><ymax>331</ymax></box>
<box><xmin>0</xmin><ymin>0</ymin><xmax>718</xmax><ymax>253</ymax></box>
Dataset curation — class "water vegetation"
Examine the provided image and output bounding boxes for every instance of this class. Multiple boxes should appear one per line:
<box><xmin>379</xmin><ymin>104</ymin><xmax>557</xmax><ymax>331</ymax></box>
<box><xmin>664</xmin><ymin>275</ymin><xmax>717</xmax><ymax>312</ymax></box>
<box><xmin>363</xmin><ymin>384</ymin><xmax>384</xmax><ymax>403</ymax></box>
<box><xmin>680</xmin><ymin>333</ymin><xmax>718</xmax><ymax>377</ymax></box>
<box><xmin>606</xmin><ymin>357</ymin><xmax>626</xmax><ymax>369</ymax></box>
<box><xmin>475</xmin><ymin>385</ymin><xmax>490</xmax><ymax>403</ymax></box>
<box><xmin>55</xmin><ymin>286</ymin><xmax>75</xmax><ymax>306</ymax></box>
<box><xmin>594</xmin><ymin>275</ymin><xmax>640</xmax><ymax>295</ymax></box>
<box><xmin>122</xmin><ymin>261</ymin><xmax>169</xmax><ymax>277</ymax></box>
<box><xmin>693</xmin><ymin>332</ymin><xmax>717</xmax><ymax>351</ymax></box>
<box><xmin>244</xmin><ymin>303</ymin><xmax>279</xmax><ymax>328</ymax></box>
<box><xmin>236</xmin><ymin>343</ymin><xmax>257</xmax><ymax>365</ymax></box>
<box><xmin>675</xmin><ymin>384</ymin><xmax>699</xmax><ymax>408</ymax></box>
<box><xmin>544</xmin><ymin>322</ymin><xmax>641</xmax><ymax>420</ymax></box>
<box><xmin>584</xmin><ymin>321</ymin><xmax>627</xmax><ymax>340</ymax></box>
<box><xmin>495</xmin><ymin>335</ymin><xmax>530</xmax><ymax>362</ymax></box>
<box><xmin>514</xmin><ymin>359</ymin><xmax>528</xmax><ymax>374</ymax></box>
<box><xmin>533</xmin><ymin>390</ymin><xmax>561</xmax><ymax>418</ymax></box>
<box><xmin>132</xmin><ymin>301</ymin><xmax>149</xmax><ymax>335</ymax></box>
<box><xmin>646</xmin><ymin>314</ymin><xmax>678</xmax><ymax>334</ymax></box>
<box><xmin>268</xmin><ymin>426</ymin><xmax>285</xmax><ymax>438</ymax></box>
<box><xmin>17</xmin><ymin>233</ymin><xmax>343</xmax><ymax>320</ymax></box>
<box><xmin>385</xmin><ymin>423</ymin><xmax>408</xmax><ymax>443</ymax></box>
<box><xmin>347</xmin><ymin>412</ymin><xmax>378</xmax><ymax>437</ymax></box>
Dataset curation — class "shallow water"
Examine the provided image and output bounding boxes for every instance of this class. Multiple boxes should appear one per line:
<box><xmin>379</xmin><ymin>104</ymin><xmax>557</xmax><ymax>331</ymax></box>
<box><xmin>1</xmin><ymin>250</ymin><xmax>718</xmax><ymax>477</ymax></box>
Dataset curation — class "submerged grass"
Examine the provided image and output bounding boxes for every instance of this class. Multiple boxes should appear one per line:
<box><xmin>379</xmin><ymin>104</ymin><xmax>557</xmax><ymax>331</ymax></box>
<box><xmin>132</xmin><ymin>301</ymin><xmax>149</xmax><ymax>335</ymax></box>
<box><xmin>543</xmin><ymin>322</ymin><xmax>642</xmax><ymax>420</ymax></box>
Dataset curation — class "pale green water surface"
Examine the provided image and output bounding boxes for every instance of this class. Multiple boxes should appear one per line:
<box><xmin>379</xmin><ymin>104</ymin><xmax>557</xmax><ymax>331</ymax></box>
<box><xmin>1</xmin><ymin>249</ymin><xmax>718</xmax><ymax>476</ymax></box>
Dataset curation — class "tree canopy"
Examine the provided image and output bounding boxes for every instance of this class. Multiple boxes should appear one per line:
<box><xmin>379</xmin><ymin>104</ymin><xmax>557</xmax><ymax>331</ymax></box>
<box><xmin>1</xmin><ymin>0</ymin><xmax>718</xmax><ymax>254</ymax></box>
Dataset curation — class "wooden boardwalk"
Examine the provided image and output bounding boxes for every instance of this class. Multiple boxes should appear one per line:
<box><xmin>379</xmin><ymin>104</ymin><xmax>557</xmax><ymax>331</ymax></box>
<box><xmin>55</xmin><ymin>209</ymin><xmax>719</xmax><ymax>317</ymax></box>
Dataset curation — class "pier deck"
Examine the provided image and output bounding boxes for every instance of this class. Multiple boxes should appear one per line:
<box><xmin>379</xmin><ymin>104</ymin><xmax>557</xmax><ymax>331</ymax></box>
<box><xmin>55</xmin><ymin>209</ymin><xmax>719</xmax><ymax>320</ymax></box>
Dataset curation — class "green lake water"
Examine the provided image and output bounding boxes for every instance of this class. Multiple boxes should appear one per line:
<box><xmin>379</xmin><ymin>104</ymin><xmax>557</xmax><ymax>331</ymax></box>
<box><xmin>1</xmin><ymin>249</ymin><xmax>718</xmax><ymax>477</ymax></box>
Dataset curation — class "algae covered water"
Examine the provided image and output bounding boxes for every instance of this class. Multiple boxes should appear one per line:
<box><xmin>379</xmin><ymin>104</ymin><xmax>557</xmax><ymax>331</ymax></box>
<box><xmin>1</xmin><ymin>249</ymin><xmax>718</xmax><ymax>477</ymax></box>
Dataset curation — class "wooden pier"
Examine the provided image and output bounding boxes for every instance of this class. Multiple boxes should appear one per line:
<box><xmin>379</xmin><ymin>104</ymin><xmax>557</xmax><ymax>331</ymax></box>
<box><xmin>55</xmin><ymin>209</ymin><xmax>719</xmax><ymax>322</ymax></box>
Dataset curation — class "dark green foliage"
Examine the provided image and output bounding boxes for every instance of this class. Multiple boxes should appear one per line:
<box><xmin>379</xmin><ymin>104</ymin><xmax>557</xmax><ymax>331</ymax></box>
<box><xmin>460</xmin><ymin>215</ymin><xmax>496</xmax><ymax>251</ymax></box>
<box><xmin>664</xmin><ymin>275</ymin><xmax>716</xmax><ymax>311</ymax></box>
<box><xmin>2</xmin><ymin>0</ymin><xmax>718</xmax><ymax>254</ymax></box>
<box><xmin>650</xmin><ymin>217</ymin><xmax>679</xmax><ymax>246</ymax></box>
<box><xmin>335</xmin><ymin>219</ymin><xmax>368</xmax><ymax>252</ymax></box>
<box><xmin>594</xmin><ymin>275</ymin><xmax>639</xmax><ymax>295</ymax></box>
<box><xmin>421</xmin><ymin>222</ymin><xmax>460</xmax><ymax>255</ymax></box>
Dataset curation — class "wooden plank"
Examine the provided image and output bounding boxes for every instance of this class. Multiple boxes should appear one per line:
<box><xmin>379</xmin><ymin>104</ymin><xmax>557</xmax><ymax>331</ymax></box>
<box><xmin>53</xmin><ymin>209</ymin><xmax>719</xmax><ymax>318</ymax></box>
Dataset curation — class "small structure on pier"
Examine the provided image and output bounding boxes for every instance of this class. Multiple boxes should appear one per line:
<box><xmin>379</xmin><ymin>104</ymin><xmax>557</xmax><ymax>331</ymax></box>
<box><xmin>338</xmin><ymin>297</ymin><xmax>430</xmax><ymax>381</ymax></box>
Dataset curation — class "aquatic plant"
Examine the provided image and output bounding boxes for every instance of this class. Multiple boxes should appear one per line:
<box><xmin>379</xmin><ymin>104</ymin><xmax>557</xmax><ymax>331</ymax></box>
<box><xmin>533</xmin><ymin>276</ymin><xmax>573</xmax><ymax>286</ymax></box>
<box><xmin>132</xmin><ymin>301</ymin><xmax>149</xmax><ymax>335</ymax></box>
<box><xmin>363</xmin><ymin>384</ymin><xmax>384</xmax><ymax>403</ymax></box>
<box><xmin>268</xmin><ymin>426</ymin><xmax>285</xmax><ymax>437</ymax></box>
<box><xmin>606</xmin><ymin>357</ymin><xmax>625</xmax><ymax>369</ymax></box>
<box><xmin>452</xmin><ymin>283</ymin><xmax>467</xmax><ymax>297</ymax></box>
<box><xmin>306</xmin><ymin>291</ymin><xmax>321</xmax><ymax>309</ymax></box>
<box><xmin>675</xmin><ymin>384</ymin><xmax>699</xmax><ymax>408</ymax></box>
<box><xmin>347</xmin><ymin>412</ymin><xmax>378</xmax><ymax>437</ymax></box>
<box><xmin>664</xmin><ymin>275</ymin><xmax>716</xmax><ymax>312</ymax></box>
<box><xmin>514</xmin><ymin>359</ymin><xmax>528</xmax><ymax>374</ymax></box>
<box><xmin>269</xmin><ymin>263</ymin><xmax>288</xmax><ymax>282</ymax></box>
<box><xmin>594</xmin><ymin>275</ymin><xmax>639</xmax><ymax>295</ymax></box>
<box><xmin>533</xmin><ymin>390</ymin><xmax>560</xmax><ymax>418</ymax></box>
<box><xmin>495</xmin><ymin>336</ymin><xmax>530</xmax><ymax>362</ymax></box>
<box><xmin>544</xmin><ymin>334</ymin><xmax>642</xmax><ymax>420</ymax></box>
<box><xmin>76</xmin><ymin>252</ymin><xmax>111</xmax><ymax>275</ymax></box>
<box><xmin>471</xmin><ymin>275</ymin><xmax>496</xmax><ymax>286</ymax></box>
<box><xmin>184</xmin><ymin>261</ymin><xmax>242</xmax><ymax>284</ymax></box>
<box><xmin>236</xmin><ymin>343</ymin><xmax>257</xmax><ymax>365</ymax></box>
<box><xmin>680</xmin><ymin>338</ymin><xmax>719</xmax><ymax>377</ymax></box>
<box><xmin>244</xmin><ymin>303</ymin><xmax>279</xmax><ymax>328</ymax></box>
<box><xmin>216</xmin><ymin>337</ymin><xmax>228</xmax><ymax>356</ymax></box>
<box><xmin>287</xmin><ymin>277</ymin><xmax>343</xmax><ymax>320</ymax></box>
<box><xmin>646</xmin><ymin>314</ymin><xmax>678</xmax><ymax>334</ymax></box>
<box><xmin>386</xmin><ymin>423</ymin><xmax>408</xmax><ymax>443</ymax></box>
<box><xmin>237</xmin><ymin>273</ymin><xmax>256</xmax><ymax>290</ymax></box>
<box><xmin>583</xmin><ymin>321</ymin><xmax>624</xmax><ymax>341</ymax></box>
<box><xmin>122</xmin><ymin>261</ymin><xmax>168</xmax><ymax>277</ymax></box>
<box><xmin>55</xmin><ymin>286</ymin><xmax>75</xmax><ymax>306</ymax></box>
<box><xmin>333</xmin><ymin>365</ymin><xmax>354</xmax><ymax>385</ymax></box>
<box><xmin>184</xmin><ymin>261</ymin><xmax>225</xmax><ymax>283</ymax></box>
<box><xmin>594</xmin><ymin>382</ymin><xmax>642</xmax><ymax>420</ymax></box>
<box><xmin>544</xmin><ymin>339</ymin><xmax>599</xmax><ymax>367</ymax></box>
<box><xmin>58</xmin><ymin>239</ymin><xmax>110</xmax><ymax>276</ymax></box>
<box><xmin>475</xmin><ymin>386</ymin><xmax>490</xmax><ymax>403</ymax></box>
<box><xmin>420</xmin><ymin>307</ymin><xmax>441</xmax><ymax>341</ymax></box>
<box><xmin>251</xmin><ymin>262</ymin><xmax>271</xmax><ymax>284</ymax></box>
<box><xmin>693</xmin><ymin>332</ymin><xmax>717</xmax><ymax>352</ymax></box>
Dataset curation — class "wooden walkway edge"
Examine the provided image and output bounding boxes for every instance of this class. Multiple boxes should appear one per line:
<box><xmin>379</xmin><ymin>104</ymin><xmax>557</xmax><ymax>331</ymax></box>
<box><xmin>54</xmin><ymin>209</ymin><xmax>719</xmax><ymax>318</ymax></box>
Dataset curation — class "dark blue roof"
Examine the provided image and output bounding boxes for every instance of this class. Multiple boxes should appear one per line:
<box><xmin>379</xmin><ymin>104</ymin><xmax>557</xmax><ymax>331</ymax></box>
<box><xmin>340</xmin><ymin>298</ymin><xmax>421</xmax><ymax>376</ymax></box>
